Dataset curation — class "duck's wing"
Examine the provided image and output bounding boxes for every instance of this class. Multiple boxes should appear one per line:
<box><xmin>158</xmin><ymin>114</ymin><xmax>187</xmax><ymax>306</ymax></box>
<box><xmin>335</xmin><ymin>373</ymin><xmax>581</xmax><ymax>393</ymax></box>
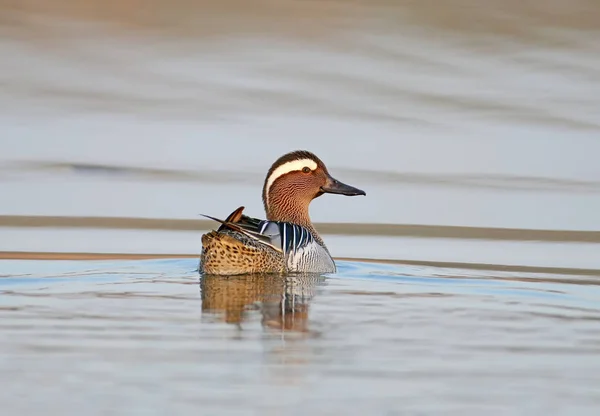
<box><xmin>272</xmin><ymin>221</ymin><xmax>315</xmax><ymax>255</ymax></box>
<box><xmin>202</xmin><ymin>206</ymin><xmax>283</xmax><ymax>252</ymax></box>
<box><xmin>238</xmin><ymin>215</ymin><xmax>315</xmax><ymax>255</ymax></box>
<box><xmin>202</xmin><ymin>206</ymin><xmax>314</xmax><ymax>255</ymax></box>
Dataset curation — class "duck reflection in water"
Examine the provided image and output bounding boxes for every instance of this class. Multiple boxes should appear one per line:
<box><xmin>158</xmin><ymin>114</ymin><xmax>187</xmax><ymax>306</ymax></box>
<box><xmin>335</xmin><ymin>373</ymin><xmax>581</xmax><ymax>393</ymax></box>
<box><xmin>199</xmin><ymin>274</ymin><xmax>324</xmax><ymax>333</ymax></box>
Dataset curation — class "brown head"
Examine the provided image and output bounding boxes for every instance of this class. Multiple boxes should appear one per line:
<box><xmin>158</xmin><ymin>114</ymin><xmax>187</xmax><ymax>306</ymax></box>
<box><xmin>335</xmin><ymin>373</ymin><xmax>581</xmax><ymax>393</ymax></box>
<box><xmin>261</xmin><ymin>150</ymin><xmax>365</xmax><ymax>228</ymax></box>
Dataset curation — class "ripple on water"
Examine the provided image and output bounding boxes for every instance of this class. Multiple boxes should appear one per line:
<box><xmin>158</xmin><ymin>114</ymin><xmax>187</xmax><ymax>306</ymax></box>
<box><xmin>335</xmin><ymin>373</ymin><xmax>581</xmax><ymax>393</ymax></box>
<box><xmin>1</xmin><ymin>258</ymin><xmax>600</xmax><ymax>414</ymax></box>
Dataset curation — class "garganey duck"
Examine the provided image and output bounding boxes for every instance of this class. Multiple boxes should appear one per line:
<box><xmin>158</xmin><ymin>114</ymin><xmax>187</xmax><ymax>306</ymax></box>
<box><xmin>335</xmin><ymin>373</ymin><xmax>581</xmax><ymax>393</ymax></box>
<box><xmin>199</xmin><ymin>150</ymin><xmax>365</xmax><ymax>275</ymax></box>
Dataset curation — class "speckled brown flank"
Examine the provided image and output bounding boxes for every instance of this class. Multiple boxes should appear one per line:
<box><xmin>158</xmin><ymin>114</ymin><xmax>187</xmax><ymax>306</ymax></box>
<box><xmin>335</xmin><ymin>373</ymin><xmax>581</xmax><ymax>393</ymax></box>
<box><xmin>200</xmin><ymin>230</ymin><xmax>286</xmax><ymax>275</ymax></box>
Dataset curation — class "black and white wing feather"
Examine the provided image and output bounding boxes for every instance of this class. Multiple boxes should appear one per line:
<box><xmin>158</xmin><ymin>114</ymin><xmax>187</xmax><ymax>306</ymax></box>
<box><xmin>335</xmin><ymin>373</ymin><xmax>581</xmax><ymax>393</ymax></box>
<box><xmin>278</xmin><ymin>222</ymin><xmax>314</xmax><ymax>255</ymax></box>
<box><xmin>202</xmin><ymin>208</ymin><xmax>314</xmax><ymax>255</ymax></box>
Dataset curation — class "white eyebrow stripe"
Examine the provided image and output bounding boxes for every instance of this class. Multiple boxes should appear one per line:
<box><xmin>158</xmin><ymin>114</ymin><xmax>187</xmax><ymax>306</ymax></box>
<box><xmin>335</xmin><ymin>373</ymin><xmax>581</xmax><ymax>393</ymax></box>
<box><xmin>265</xmin><ymin>158</ymin><xmax>318</xmax><ymax>196</ymax></box>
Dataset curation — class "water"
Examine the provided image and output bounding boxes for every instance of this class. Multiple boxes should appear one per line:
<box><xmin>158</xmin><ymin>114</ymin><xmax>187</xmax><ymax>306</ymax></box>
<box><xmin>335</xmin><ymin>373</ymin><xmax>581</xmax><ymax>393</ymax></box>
<box><xmin>2</xmin><ymin>258</ymin><xmax>600</xmax><ymax>414</ymax></box>
<box><xmin>1</xmin><ymin>0</ymin><xmax>600</xmax><ymax>414</ymax></box>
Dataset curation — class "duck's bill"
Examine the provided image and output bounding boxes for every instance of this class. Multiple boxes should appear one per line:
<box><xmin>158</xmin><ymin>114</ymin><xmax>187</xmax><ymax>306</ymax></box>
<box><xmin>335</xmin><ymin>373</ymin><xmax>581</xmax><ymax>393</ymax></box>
<box><xmin>321</xmin><ymin>177</ymin><xmax>366</xmax><ymax>196</ymax></box>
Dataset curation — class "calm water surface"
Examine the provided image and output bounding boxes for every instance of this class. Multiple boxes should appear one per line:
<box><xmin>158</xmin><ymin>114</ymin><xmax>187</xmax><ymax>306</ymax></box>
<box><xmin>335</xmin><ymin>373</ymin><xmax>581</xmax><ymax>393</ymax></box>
<box><xmin>1</xmin><ymin>0</ymin><xmax>600</xmax><ymax>414</ymax></box>
<box><xmin>2</xmin><ymin>258</ymin><xmax>600</xmax><ymax>414</ymax></box>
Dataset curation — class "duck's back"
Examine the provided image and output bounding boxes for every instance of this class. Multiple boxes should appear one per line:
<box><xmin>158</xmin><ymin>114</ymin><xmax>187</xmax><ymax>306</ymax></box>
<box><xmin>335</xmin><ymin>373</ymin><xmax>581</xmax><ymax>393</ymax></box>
<box><xmin>199</xmin><ymin>214</ymin><xmax>335</xmax><ymax>275</ymax></box>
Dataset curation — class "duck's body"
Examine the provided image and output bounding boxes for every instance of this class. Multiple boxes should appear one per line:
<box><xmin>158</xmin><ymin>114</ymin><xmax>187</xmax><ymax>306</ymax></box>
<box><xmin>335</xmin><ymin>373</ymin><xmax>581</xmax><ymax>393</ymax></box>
<box><xmin>200</xmin><ymin>208</ymin><xmax>336</xmax><ymax>274</ymax></box>
<box><xmin>199</xmin><ymin>150</ymin><xmax>365</xmax><ymax>276</ymax></box>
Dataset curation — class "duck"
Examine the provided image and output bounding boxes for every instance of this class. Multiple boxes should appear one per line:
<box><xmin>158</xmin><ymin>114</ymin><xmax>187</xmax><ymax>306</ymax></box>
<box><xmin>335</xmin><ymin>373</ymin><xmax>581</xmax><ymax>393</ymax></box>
<box><xmin>199</xmin><ymin>150</ymin><xmax>366</xmax><ymax>275</ymax></box>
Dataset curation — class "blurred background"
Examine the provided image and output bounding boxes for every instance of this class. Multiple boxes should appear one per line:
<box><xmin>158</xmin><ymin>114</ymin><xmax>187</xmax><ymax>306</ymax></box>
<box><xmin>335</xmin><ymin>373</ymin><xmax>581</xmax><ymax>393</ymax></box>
<box><xmin>2</xmin><ymin>0</ymin><xmax>599</xmax><ymax>268</ymax></box>
<box><xmin>2</xmin><ymin>1</ymin><xmax>600</xmax><ymax>414</ymax></box>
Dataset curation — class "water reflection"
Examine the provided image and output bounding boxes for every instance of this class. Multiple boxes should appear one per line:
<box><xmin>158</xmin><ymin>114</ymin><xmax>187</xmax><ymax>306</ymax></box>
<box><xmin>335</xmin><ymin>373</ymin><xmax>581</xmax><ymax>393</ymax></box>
<box><xmin>199</xmin><ymin>273</ymin><xmax>324</xmax><ymax>333</ymax></box>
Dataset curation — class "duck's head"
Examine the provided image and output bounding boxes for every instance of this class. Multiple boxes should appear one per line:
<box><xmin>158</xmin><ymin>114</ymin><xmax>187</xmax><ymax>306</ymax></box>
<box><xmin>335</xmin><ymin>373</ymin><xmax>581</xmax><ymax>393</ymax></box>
<box><xmin>262</xmin><ymin>150</ymin><xmax>365</xmax><ymax>224</ymax></box>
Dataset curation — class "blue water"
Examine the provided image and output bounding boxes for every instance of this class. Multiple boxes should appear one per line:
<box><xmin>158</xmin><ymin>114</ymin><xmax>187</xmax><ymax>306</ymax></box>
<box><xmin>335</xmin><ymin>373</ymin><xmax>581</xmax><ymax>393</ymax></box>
<box><xmin>2</xmin><ymin>258</ymin><xmax>600</xmax><ymax>414</ymax></box>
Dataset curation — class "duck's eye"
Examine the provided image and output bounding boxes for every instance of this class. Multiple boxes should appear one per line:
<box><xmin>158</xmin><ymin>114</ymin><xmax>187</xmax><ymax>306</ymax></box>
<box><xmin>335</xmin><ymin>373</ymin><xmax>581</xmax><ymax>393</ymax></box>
<box><xmin>302</xmin><ymin>166</ymin><xmax>311</xmax><ymax>173</ymax></box>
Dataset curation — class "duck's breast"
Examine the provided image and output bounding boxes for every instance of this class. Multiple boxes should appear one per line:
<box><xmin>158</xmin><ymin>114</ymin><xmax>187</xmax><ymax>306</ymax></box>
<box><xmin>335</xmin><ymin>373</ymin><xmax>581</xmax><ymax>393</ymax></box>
<box><xmin>286</xmin><ymin>240</ymin><xmax>336</xmax><ymax>273</ymax></box>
